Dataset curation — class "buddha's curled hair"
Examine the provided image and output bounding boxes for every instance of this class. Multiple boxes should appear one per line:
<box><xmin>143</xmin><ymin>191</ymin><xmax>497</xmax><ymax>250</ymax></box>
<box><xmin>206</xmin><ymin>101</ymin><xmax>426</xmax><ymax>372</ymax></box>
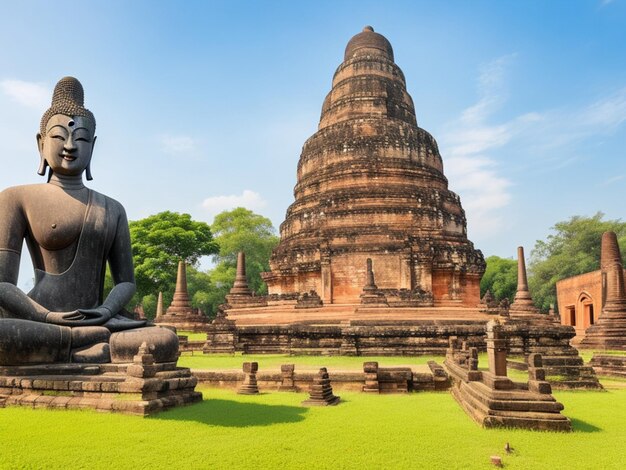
<box><xmin>40</xmin><ymin>77</ymin><xmax>96</xmax><ymax>136</ymax></box>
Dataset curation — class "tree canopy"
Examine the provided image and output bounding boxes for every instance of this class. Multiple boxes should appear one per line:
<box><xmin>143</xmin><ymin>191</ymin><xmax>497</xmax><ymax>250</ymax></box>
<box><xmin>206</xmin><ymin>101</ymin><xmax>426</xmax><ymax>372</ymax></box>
<box><xmin>528</xmin><ymin>212</ymin><xmax>626</xmax><ymax>312</ymax></box>
<box><xmin>480</xmin><ymin>256</ymin><xmax>517</xmax><ymax>302</ymax></box>
<box><xmin>128</xmin><ymin>211</ymin><xmax>219</xmax><ymax>309</ymax></box>
<box><xmin>205</xmin><ymin>208</ymin><xmax>280</xmax><ymax>312</ymax></box>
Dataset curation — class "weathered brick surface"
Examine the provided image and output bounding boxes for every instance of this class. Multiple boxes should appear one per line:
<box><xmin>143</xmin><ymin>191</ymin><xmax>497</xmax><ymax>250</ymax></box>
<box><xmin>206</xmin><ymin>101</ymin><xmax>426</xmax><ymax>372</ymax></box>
<box><xmin>262</xmin><ymin>27</ymin><xmax>484</xmax><ymax>307</ymax></box>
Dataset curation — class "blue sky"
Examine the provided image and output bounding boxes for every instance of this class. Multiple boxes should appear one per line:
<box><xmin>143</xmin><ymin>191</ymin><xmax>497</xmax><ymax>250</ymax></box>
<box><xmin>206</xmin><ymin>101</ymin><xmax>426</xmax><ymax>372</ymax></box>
<box><xmin>1</xmin><ymin>1</ymin><xmax>625</xmax><ymax>288</ymax></box>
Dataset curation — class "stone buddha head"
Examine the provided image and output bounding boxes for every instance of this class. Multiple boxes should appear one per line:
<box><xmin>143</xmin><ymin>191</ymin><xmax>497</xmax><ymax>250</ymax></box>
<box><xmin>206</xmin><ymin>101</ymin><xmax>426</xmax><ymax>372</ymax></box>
<box><xmin>36</xmin><ymin>77</ymin><xmax>97</xmax><ymax>181</ymax></box>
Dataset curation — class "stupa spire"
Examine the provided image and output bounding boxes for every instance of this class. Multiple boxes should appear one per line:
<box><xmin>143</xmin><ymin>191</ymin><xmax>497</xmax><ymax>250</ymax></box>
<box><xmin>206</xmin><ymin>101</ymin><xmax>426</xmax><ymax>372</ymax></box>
<box><xmin>230</xmin><ymin>252</ymin><xmax>252</xmax><ymax>296</ymax></box>
<box><xmin>169</xmin><ymin>260</ymin><xmax>191</xmax><ymax>309</ymax></box>
<box><xmin>510</xmin><ymin>247</ymin><xmax>540</xmax><ymax>316</ymax></box>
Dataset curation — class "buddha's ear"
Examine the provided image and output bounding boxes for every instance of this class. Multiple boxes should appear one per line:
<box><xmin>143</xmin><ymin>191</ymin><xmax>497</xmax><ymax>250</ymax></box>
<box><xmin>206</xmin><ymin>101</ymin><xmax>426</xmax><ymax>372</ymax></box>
<box><xmin>36</xmin><ymin>133</ymin><xmax>48</xmax><ymax>177</ymax></box>
<box><xmin>85</xmin><ymin>135</ymin><xmax>97</xmax><ymax>181</ymax></box>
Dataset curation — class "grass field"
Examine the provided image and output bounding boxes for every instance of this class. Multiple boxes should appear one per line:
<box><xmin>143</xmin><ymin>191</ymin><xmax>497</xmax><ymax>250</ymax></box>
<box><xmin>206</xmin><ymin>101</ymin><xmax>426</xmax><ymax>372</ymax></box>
<box><xmin>1</xmin><ymin>378</ymin><xmax>625</xmax><ymax>469</ymax></box>
<box><xmin>177</xmin><ymin>331</ymin><xmax>208</xmax><ymax>341</ymax></box>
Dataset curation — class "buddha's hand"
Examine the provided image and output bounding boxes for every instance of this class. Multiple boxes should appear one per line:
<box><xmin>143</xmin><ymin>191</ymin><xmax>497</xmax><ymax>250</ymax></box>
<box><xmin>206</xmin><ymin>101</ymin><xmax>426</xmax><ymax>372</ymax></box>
<box><xmin>45</xmin><ymin>306</ymin><xmax>112</xmax><ymax>326</ymax></box>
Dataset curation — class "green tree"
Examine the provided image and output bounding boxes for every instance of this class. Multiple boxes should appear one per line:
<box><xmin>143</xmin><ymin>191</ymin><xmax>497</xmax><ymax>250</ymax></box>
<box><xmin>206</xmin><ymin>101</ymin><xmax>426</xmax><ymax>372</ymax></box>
<box><xmin>187</xmin><ymin>266</ymin><xmax>214</xmax><ymax>316</ymax></box>
<box><xmin>528</xmin><ymin>212</ymin><xmax>626</xmax><ymax>312</ymax></box>
<box><xmin>128</xmin><ymin>211</ymin><xmax>219</xmax><ymax>309</ymax></box>
<box><xmin>207</xmin><ymin>208</ymin><xmax>280</xmax><ymax>312</ymax></box>
<box><xmin>480</xmin><ymin>256</ymin><xmax>517</xmax><ymax>302</ymax></box>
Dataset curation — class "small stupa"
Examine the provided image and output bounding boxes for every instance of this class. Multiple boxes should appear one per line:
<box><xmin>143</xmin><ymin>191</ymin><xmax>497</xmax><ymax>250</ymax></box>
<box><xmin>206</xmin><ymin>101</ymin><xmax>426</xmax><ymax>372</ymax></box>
<box><xmin>154</xmin><ymin>261</ymin><xmax>208</xmax><ymax>330</ymax></box>
<box><xmin>225</xmin><ymin>252</ymin><xmax>265</xmax><ymax>307</ymax></box>
<box><xmin>580</xmin><ymin>232</ymin><xmax>626</xmax><ymax>350</ymax></box>
<box><xmin>509</xmin><ymin>247</ymin><xmax>541</xmax><ymax>317</ymax></box>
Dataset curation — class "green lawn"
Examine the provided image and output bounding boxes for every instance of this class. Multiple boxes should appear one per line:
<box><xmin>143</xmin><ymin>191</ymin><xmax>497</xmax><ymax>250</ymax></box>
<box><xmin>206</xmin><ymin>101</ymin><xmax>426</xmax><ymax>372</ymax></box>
<box><xmin>1</xmin><ymin>383</ymin><xmax>625</xmax><ymax>469</ymax></box>
<box><xmin>177</xmin><ymin>330</ymin><xmax>207</xmax><ymax>341</ymax></box>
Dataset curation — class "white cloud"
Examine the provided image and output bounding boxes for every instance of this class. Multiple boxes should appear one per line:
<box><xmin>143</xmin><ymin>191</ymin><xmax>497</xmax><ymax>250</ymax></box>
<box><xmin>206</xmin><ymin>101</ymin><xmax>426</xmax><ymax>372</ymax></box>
<box><xmin>603</xmin><ymin>174</ymin><xmax>625</xmax><ymax>186</ymax></box>
<box><xmin>159</xmin><ymin>134</ymin><xmax>197</xmax><ymax>154</ymax></box>
<box><xmin>440</xmin><ymin>56</ymin><xmax>516</xmax><ymax>237</ymax></box>
<box><xmin>582</xmin><ymin>87</ymin><xmax>626</xmax><ymax>129</ymax></box>
<box><xmin>0</xmin><ymin>79</ymin><xmax>49</xmax><ymax>109</ymax></box>
<box><xmin>440</xmin><ymin>53</ymin><xmax>626</xmax><ymax>239</ymax></box>
<box><xmin>201</xmin><ymin>190</ymin><xmax>267</xmax><ymax>215</ymax></box>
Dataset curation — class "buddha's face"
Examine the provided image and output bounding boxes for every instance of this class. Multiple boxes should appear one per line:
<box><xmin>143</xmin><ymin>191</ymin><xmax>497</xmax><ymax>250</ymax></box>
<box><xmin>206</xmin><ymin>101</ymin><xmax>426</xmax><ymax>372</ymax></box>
<box><xmin>37</xmin><ymin>114</ymin><xmax>96</xmax><ymax>177</ymax></box>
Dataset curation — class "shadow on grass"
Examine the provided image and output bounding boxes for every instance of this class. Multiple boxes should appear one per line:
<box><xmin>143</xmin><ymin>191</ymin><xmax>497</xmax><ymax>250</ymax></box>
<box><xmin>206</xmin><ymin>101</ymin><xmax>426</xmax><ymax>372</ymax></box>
<box><xmin>570</xmin><ymin>417</ymin><xmax>602</xmax><ymax>433</ymax></box>
<box><xmin>151</xmin><ymin>399</ymin><xmax>307</xmax><ymax>427</ymax></box>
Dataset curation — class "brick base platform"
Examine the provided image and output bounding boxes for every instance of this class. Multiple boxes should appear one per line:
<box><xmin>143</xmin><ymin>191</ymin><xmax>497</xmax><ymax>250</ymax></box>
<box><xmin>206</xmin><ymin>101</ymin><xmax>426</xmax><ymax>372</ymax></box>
<box><xmin>0</xmin><ymin>358</ymin><xmax>202</xmax><ymax>416</ymax></box>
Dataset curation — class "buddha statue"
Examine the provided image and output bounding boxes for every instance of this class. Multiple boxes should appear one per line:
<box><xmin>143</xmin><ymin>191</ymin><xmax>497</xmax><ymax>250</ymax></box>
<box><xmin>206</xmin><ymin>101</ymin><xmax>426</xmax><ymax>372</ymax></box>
<box><xmin>0</xmin><ymin>77</ymin><xmax>177</xmax><ymax>365</ymax></box>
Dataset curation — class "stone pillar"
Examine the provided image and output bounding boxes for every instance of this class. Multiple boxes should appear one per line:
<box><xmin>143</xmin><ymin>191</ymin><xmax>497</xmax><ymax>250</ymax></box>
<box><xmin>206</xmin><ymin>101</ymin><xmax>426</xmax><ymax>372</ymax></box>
<box><xmin>515</xmin><ymin>246</ymin><xmax>530</xmax><ymax>299</ymax></box>
<box><xmin>364</xmin><ymin>258</ymin><xmax>377</xmax><ymax>291</ymax></box>
<box><xmin>363</xmin><ymin>361</ymin><xmax>379</xmax><ymax>393</ymax></box>
<box><xmin>468</xmin><ymin>347</ymin><xmax>479</xmax><ymax>371</ymax></box>
<box><xmin>237</xmin><ymin>362</ymin><xmax>259</xmax><ymax>395</ymax></box>
<box><xmin>527</xmin><ymin>354</ymin><xmax>552</xmax><ymax>394</ymax></box>
<box><xmin>419</xmin><ymin>260</ymin><xmax>432</xmax><ymax>293</ymax></box>
<box><xmin>486</xmin><ymin>320</ymin><xmax>507</xmax><ymax>377</ymax></box>
<box><xmin>321</xmin><ymin>257</ymin><xmax>333</xmax><ymax>304</ymax></box>
<box><xmin>155</xmin><ymin>291</ymin><xmax>163</xmax><ymax>317</ymax></box>
<box><xmin>400</xmin><ymin>254</ymin><xmax>412</xmax><ymax>290</ymax></box>
<box><xmin>279</xmin><ymin>364</ymin><xmax>296</xmax><ymax>391</ymax></box>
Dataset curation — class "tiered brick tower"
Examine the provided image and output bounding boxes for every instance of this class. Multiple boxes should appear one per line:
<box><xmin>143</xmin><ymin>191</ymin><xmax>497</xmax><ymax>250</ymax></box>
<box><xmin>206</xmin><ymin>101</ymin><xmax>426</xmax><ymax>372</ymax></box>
<box><xmin>263</xmin><ymin>26</ymin><xmax>484</xmax><ymax>306</ymax></box>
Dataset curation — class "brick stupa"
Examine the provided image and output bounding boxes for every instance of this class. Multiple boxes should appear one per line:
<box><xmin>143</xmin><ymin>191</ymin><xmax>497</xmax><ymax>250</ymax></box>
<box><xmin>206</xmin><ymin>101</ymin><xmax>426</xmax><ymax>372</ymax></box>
<box><xmin>509</xmin><ymin>247</ymin><xmax>541</xmax><ymax>317</ymax></box>
<box><xmin>206</xmin><ymin>27</ymin><xmax>538</xmax><ymax>357</ymax></box>
<box><xmin>580</xmin><ymin>232</ymin><xmax>626</xmax><ymax>350</ymax></box>
<box><xmin>262</xmin><ymin>26</ymin><xmax>485</xmax><ymax>306</ymax></box>
<box><xmin>154</xmin><ymin>261</ymin><xmax>208</xmax><ymax>331</ymax></box>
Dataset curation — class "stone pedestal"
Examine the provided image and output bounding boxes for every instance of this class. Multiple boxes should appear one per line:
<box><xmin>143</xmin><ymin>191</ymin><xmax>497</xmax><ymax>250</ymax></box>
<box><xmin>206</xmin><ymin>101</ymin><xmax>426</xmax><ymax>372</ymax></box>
<box><xmin>0</xmin><ymin>343</ymin><xmax>202</xmax><ymax>416</ymax></box>
<box><xmin>237</xmin><ymin>362</ymin><xmax>259</xmax><ymax>395</ymax></box>
<box><xmin>363</xmin><ymin>361</ymin><xmax>379</xmax><ymax>393</ymax></box>
<box><xmin>203</xmin><ymin>306</ymin><xmax>237</xmax><ymax>354</ymax></box>
<box><xmin>295</xmin><ymin>291</ymin><xmax>323</xmax><ymax>309</ymax></box>
<box><xmin>301</xmin><ymin>367</ymin><xmax>340</xmax><ymax>406</ymax></box>
<box><xmin>279</xmin><ymin>364</ymin><xmax>296</xmax><ymax>391</ymax></box>
<box><xmin>444</xmin><ymin>334</ymin><xmax>572</xmax><ymax>431</ymax></box>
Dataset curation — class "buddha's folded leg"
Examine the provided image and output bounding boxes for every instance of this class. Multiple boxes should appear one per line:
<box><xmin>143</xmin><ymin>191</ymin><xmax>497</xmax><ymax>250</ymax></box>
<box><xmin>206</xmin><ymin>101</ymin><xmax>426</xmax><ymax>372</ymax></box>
<box><xmin>0</xmin><ymin>318</ymin><xmax>71</xmax><ymax>365</ymax></box>
<box><xmin>110</xmin><ymin>327</ymin><xmax>179</xmax><ymax>363</ymax></box>
<box><xmin>70</xmin><ymin>326</ymin><xmax>112</xmax><ymax>363</ymax></box>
